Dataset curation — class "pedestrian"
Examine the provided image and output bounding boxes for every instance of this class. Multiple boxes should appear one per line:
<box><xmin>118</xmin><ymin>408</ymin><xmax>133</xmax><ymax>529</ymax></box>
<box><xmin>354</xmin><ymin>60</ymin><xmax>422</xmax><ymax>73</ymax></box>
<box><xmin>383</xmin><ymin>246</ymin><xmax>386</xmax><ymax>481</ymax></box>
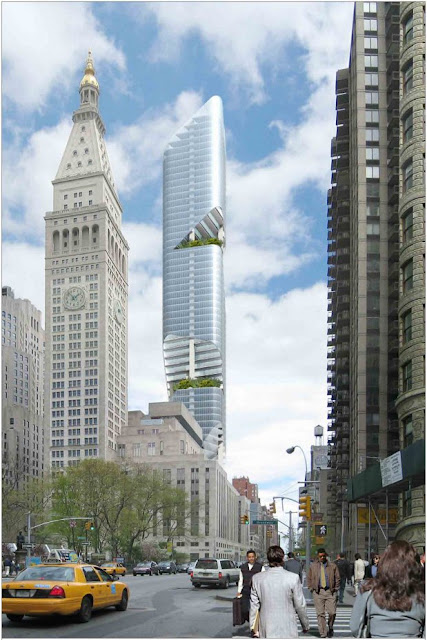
<box><xmin>364</xmin><ymin>553</ymin><xmax>380</xmax><ymax>579</ymax></box>
<box><xmin>237</xmin><ymin>549</ymin><xmax>264</xmax><ymax>623</ymax></box>
<box><xmin>350</xmin><ymin>540</ymin><xmax>425</xmax><ymax>638</ymax></box>
<box><xmin>4</xmin><ymin>557</ymin><xmax>11</xmax><ymax>577</ymax></box>
<box><xmin>335</xmin><ymin>553</ymin><xmax>351</xmax><ymax>603</ymax></box>
<box><xmin>10</xmin><ymin>560</ymin><xmax>16</xmax><ymax>576</ymax></box>
<box><xmin>307</xmin><ymin>548</ymin><xmax>340</xmax><ymax>638</ymax></box>
<box><xmin>284</xmin><ymin>551</ymin><xmax>303</xmax><ymax>582</ymax></box>
<box><xmin>249</xmin><ymin>545</ymin><xmax>310</xmax><ymax>638</ymax></box>
<box><xmin>353</xmin><ymin>552</ymin><xmax>366</xmax><ymax>595</ymax></box>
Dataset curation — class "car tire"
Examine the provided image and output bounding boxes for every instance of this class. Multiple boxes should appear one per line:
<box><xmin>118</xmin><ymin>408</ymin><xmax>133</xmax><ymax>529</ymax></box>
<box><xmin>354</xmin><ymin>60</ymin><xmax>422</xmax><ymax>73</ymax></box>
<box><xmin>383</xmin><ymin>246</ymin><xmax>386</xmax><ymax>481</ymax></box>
<box><xmin>133</xmin><ymin>572</ymin><xmax>136</xmax><ymax>576</ymax></box>
<box><xmin>6</xmin><ymin>614</ymin><xmax>24</xmax><ymax>623</ymax></box>
<box><xmin>77</xmin><ymin>596</ymin><xmax>93</xmax><ymax>623</ymax></box>
<box><xmin>115</xmin><ymin>589</ymin><xmax>128</xmax><ymax>611</ymax></box>
<box><xmin>223</xmin><ymin>577</ymin><xmax>230</xmax><ymax>589</ymax></box>
<box><xmin>149</xmin><ymin>571</ymin><xmax>152</xmax><ymax>576</ymax></box>
<box><xmin>194</xmin><ymin>583</ymin><xmax>201</xmax><ymax>588</ymax></box>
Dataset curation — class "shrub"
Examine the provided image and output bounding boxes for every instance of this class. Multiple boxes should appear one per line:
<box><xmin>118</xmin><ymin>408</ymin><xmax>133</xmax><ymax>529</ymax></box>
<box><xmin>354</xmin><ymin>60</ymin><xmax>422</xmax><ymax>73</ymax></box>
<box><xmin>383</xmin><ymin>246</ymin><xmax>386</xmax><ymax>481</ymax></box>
<box><xmin>177</xmin><ymin>238</ymin><xmax>223</xmax><ymax>249</ymax></box>
<box><xmin>172</xmin><ymin>377</ymin><xmax>222</xmax><ymax>391</ymax></box>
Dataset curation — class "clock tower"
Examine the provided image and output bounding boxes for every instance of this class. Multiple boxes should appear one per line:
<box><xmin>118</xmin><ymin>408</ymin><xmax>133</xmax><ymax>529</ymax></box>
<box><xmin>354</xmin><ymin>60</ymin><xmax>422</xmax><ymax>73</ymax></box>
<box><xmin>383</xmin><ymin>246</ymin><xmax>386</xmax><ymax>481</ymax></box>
<box><xmin>45</xmin><ymin>52</ymin><xmax>128</xmax><ymax>467</ymax></box>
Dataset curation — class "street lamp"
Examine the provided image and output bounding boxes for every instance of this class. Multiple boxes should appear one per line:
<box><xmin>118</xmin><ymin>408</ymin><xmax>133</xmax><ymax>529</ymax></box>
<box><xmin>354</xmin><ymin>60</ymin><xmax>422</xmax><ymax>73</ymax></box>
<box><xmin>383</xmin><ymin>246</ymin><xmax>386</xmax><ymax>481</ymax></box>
<box><xmin>286</xmin><ymin>445</ymin><xmax>311</xmax><ymax>573</ymax></box>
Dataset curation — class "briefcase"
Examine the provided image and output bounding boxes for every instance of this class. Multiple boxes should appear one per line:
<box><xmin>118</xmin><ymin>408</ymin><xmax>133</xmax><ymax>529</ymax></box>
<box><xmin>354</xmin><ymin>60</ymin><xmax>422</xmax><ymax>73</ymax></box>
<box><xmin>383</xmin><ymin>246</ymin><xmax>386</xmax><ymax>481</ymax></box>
<box><xmin>232</xmin><ymin>597</ymin><xmax>245</xmax><ymax>626</ymax></box>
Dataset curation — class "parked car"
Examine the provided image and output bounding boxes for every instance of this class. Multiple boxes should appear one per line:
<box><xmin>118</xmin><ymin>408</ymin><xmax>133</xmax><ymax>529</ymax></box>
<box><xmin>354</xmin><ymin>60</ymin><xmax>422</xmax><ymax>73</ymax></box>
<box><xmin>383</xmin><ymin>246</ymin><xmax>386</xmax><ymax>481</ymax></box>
<box><xmin>2</xmin><ymin>563</ymin><xmax>128</xmax><ymax>624</ymax></box>
<box><xmin>176</xmin><ymin>563</ymin><xmax>189</xmax><ymax>573</ymax></box>
<box><xmin>190</xmin><ymin>558</ymin><xmax>240</xmax><ymax>589</ymax></box>
<box><xmin>132</xmin><ymin>561</ymin><xmax>159</xmax><ymax>576</ymax></box>
<box><xmin>157</xmin><ymin>561</ymin><xmax>177</xmax><ymax>575</ymax></box>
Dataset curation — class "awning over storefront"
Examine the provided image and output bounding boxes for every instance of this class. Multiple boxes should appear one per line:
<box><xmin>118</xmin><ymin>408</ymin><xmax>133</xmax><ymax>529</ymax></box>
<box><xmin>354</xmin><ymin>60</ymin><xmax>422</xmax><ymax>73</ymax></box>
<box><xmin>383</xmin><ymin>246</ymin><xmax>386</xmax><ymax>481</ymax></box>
<box><xmin>347</xmin><ymin>440</ymin><xmax>425</xmax><ymax>502</ymax></box>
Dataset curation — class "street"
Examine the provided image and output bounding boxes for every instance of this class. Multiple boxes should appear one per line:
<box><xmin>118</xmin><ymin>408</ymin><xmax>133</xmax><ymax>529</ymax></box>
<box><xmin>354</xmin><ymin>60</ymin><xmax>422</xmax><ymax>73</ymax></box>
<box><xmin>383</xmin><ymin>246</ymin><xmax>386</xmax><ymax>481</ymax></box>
<box><xmin>2</xmin><ymin>573</ymin><xmax>355</xmax><ymax>638</ymax></box>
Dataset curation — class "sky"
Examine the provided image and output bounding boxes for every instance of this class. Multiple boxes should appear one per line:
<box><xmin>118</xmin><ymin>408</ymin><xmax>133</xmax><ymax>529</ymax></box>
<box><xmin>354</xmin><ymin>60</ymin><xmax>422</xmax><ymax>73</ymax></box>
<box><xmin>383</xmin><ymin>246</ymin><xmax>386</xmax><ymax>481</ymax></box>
<box><xmin>2</xmin><ymin>1</ymin><xmax>355</xmax><ymax>534</ymax></box>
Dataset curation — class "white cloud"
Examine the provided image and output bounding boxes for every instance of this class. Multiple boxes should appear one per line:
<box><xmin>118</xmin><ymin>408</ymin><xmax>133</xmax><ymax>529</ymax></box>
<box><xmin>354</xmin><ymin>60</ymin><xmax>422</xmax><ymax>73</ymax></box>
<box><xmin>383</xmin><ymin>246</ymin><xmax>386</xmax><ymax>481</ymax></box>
<box><xmin>2</xmin><ymin>2</ymin><xmax>126</xmax><ymax>112</ymax></box>
<box><xmin>2</xmin><ymin>243</ymin><xmax>45</xmax><ymax>318</ymax></box>
<box><xmin>139</xmin><ymin>2</ymin><xmax>353</xmax><ymax>104</ymax></box>
<box><xmin>3</xmin><ymin>120</ymin><xmax>71</xmax><ymax>240</ymax></box>
<box><xmin>108</xmin><ymin>91</ymin><xmax>203</xmax><ymax>196</ymax></box>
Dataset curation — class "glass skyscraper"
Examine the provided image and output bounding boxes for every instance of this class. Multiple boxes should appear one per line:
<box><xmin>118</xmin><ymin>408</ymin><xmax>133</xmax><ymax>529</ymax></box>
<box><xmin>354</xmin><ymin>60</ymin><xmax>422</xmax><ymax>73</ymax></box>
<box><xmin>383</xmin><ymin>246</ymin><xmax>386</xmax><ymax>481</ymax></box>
<box><xmin>163</xmin><ymin>96</ymin><xmax>226</xmax><ymax>460</ymax></box>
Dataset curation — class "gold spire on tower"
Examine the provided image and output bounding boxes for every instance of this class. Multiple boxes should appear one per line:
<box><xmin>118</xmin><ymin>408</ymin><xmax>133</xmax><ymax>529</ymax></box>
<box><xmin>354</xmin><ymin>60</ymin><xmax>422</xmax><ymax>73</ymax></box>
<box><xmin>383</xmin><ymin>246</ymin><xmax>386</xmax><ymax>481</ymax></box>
<box><xmin>80</xmin><ymin>50</ymin><xmax>99</xmax><ymax>90</ymax></box>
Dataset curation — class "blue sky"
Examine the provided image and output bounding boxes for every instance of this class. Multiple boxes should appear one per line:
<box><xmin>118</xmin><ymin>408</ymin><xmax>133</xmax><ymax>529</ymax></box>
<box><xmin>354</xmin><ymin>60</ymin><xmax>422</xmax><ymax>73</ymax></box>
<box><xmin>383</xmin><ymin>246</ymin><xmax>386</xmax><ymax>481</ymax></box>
<box><xmin>2</xmin><ymin>1</ymin><xmax>355</xmax><ymax>525</ymax></box>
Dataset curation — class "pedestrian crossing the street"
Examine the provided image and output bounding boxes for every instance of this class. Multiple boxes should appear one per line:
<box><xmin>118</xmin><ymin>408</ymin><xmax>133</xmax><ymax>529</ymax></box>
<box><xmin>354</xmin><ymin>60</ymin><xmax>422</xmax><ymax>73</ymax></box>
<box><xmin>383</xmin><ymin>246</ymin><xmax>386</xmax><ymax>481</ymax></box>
<box><xmin>297</xmin><ymin>605</ymin><xmax>353</xmax><ymax>638</ymax></box>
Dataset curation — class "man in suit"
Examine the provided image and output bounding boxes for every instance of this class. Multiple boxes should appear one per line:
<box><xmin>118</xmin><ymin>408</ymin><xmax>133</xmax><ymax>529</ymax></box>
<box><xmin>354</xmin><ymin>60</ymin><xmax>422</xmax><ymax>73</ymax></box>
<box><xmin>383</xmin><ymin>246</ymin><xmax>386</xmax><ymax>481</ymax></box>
<box><xmin>237</xmin><ymin>549</ymin><xmax>264</xmax><ymax>623</ymax></box>
<box><xmin>335</xmin><ymin>552</ymin><xmax>351</xmax><ymax>603</ymax></box>
<box><xmin>307</xmin><ymin>548</ymin><xmax>340</xmax><ymax>638</ymax></box>
<box><xmin>284</xmin><ymin>551</ymin><xmax>303</xmax><ymax>582</ymax></box>
<box><xmin>250</xmin><ymin>545</ymin><xmax>310</xmax><ymax>638</ymax></box>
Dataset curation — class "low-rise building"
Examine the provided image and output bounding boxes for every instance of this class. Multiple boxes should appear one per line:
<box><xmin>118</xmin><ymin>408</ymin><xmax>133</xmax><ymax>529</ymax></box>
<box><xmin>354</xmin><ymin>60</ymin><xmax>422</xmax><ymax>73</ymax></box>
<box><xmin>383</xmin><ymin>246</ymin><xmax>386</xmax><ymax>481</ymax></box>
<box><xmin>118</xmin><ymin>402</ymin><xmax>249</xmax><ymax>561</ymax></box>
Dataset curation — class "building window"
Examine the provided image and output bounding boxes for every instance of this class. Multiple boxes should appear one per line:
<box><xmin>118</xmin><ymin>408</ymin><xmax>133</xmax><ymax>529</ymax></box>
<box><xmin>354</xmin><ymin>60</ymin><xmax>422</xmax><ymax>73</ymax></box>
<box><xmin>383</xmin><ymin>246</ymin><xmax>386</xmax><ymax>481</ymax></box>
<box><xmin>147</xmin><ymin>442</ymin><xmax>155</xmax><ymax>456</ymax></box>
<box><xmin>180</xmin><ymin>440</ymin><xmax>185</xmax><ymax>454</ymax></box>
<box><xmin>402</xmin><ymin>159</ymin><xmax>413</xmax><ymax>192</ymax></box>
<box><xmin>403</xmin><ymin>13</ymin><xmax>413</xmax><ymax>45</ymax></box>
<box><xmin>403</xmin><ymin>60</ymin><xmax>414</xmax><ymax>94</ymax></box>
<box><xmin>366</xmin><ymin>222</ymin><xmax>380</xmax><ymax>235</ymax></box>
<box><xmin>402</xmin><ymin>259</ymin><xmax>413</xmax><ymax>293</ymax></box>
<box><xmin>366</xmin><ymin>110</ymin><xmax>379</xmax><ymax>123</ymax></box>
<box><xmin>363</xmin><ymin>2</ymin><xmax>377</xmax><ymax>13</ymax></box>
<box><xmin>403</xmin><ymin>415</ymin><xmax>413</xmax><ymax>447</ymax></box>
<box><xmin>365</xmin><ymin>91</ymin><xmax>379</xmax><ymax>106</ymax></box>
<box><xmin>402</xmin><ymin>361</ymin><xmax>412</xmax><ymax>392</ymax></box>
<box><xmin>366</xmin><ymin>128</ymin><xmax>379</xmax><ymax>142</ymax></box>
<box><xmin>366</xmin><ymin>147</ymin><xmax>380</xmax><ymax>161</ymax></box>
<box><xmin>402</xmin><ymin>110</ymin><xmax>413</xmax><ymax>143</ymax></box>
<box><xmin>132</xmin><ymin>443</ymin><xmax>141</xmax><ymax>457</ymax></box>
<box><xmin>364</xmin><ymin>36</ymin><xmax>378</xmax><ymax>50</ymax></box>
<box><xmin>402</xmin><ymin>208</ymin><xmax>413</xmax><ymax>243</ymax></box>
<box><xmin>365</xmin><ymin>72</ymin><xmax>379</xmax><ymax>87</ymax></box>
<box><xmin>364</xmin><ymin>55</ymin><xmax>378</xmax><ymax>69</ymax></box>
<box><xmin>366</xmin><ymin>166</ymin><xmax>380</xmax><ymax>179</ymax></box>
<box><xmin>402</xmin><ymin>309</ymin><xmax>412</xmax><ymax>344</ymax></box>
<box><xmin>89</xmin><ymin>190</ymin><xmax>92</xmax><ymax>195</ymax></box>
<box><xmin>160</xmin><ymin>440</ymin><xmax>164</xmax><ymax>455</ymax></box>
<box><xmin>364</xmin><ymin>18</ymin><xmax>378</xmax><ymax>32</ymax></box>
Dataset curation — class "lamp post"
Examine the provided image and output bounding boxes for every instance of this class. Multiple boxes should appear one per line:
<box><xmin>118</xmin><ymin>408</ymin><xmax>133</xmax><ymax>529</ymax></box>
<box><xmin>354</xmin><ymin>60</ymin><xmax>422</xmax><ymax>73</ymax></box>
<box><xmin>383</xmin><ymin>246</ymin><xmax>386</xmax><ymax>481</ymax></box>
<box><xmin>286</xmin><ymin>445</ymin><xmax>311</xmax><ymax>571</ymax></box>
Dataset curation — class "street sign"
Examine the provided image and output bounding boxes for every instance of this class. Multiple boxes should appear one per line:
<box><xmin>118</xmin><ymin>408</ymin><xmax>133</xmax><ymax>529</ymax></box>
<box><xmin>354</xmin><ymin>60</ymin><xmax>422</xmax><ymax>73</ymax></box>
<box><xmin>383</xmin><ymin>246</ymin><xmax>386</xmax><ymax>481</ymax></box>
<box><xmin>314</xmin><ymin>524</ymin><xmax>328</xmax><ymax>537</ymax></box>
<box><xmin>69</xmin><ymin>520</ymin><xmax>76</xmax><ymax>528</ymax></box>
<box><xmin>81</xmin><ymin>542</ymin><xmax>89</xmax><ymax>545</ymax></box>
<box><xmin>312</xmin><ymin>513</ymin><xmax>323</xmax><ymax>522</ymax></box>
<box><xmin>77</xmin><ymin>536</ymin><xmax>86</xmax><ymax>540</ymax></box>
<box><xmin>253</xmin><ymin>519</ymin><xmax>278</xmax><ymax>525</ymax></box>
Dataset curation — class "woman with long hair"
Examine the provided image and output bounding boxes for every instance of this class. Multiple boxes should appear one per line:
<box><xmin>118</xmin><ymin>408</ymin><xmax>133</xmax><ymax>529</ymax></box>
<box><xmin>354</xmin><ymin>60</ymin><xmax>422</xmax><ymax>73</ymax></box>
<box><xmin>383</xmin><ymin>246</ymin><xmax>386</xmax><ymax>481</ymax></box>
<box><xmin>350</xmin><ymin>540</ymin><xmax>425</xmax><ymax>638</ymax></box>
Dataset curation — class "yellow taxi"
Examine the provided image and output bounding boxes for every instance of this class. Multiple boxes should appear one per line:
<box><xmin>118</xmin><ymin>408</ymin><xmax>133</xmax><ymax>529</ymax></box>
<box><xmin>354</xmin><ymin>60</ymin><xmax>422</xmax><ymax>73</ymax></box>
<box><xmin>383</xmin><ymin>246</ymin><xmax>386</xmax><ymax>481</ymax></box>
<box><xmin>100</xmin><ymin>562</ymin><xmax>126</xmax><ymax>577</ymax></box>
<box><xmin>2</xmin><ymin>562</ymin><xmax>129</xmax><ymax>624</ymax></box>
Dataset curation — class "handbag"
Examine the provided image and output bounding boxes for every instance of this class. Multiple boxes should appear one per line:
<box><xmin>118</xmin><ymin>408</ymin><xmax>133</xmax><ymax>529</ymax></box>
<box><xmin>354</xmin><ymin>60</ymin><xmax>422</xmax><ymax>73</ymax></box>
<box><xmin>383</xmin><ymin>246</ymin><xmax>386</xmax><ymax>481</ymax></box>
<box><xmin>357</xmin><ymin>592</ymin><xmax>372</xmax><ymax>638</ymax></box>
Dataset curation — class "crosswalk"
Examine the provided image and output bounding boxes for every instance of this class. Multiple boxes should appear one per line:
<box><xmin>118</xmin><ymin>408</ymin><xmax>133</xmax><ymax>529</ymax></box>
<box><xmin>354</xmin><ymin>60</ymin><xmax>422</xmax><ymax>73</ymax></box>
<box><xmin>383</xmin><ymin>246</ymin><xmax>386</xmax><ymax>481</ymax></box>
<box><xmin>232</xmin><ymin>604</ymin><xmax>354</xmax><ymax>639</ymax></box>
<box><xmin>297</xmin><ymin>605</ymin><xmax>353</xmax><ymax>638</ymax></box>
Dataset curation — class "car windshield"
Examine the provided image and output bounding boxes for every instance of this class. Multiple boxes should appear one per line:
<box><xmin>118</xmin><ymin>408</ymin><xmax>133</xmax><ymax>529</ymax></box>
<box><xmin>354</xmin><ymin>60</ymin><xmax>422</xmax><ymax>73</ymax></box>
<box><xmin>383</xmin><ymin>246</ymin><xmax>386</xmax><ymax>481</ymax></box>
<box><xmin>101</xmin><ymin>563</ymin><xmax>114</xmax><ymax>567</ymax></box>
<box><xmin>195</xmin><ymin>560</ymin><xmax>218</xmax><ymax>570</ymax></box>
<box><xmin>159</xmin><ymin>562</ymin><xmax>169</xmax><ymax>566</ymax></box>
<box><xmin>138</xmin><ymin>563</ymin><xmax>150</xmax><ymax>567</ymax></box>
<box><xmin>14</xmin><ymin>566</ymin><xmax>76</xmax><ymax>582</ymax></box>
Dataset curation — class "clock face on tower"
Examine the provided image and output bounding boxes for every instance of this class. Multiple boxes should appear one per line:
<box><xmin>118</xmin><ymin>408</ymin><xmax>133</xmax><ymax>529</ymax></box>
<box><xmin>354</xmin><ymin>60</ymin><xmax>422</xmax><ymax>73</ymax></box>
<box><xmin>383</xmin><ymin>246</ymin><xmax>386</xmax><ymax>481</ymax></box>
<box><xmin>113</xmin><ymin>299</ymin><xmax>124</xmax><ymax>324</ymax></box>
<box><xmin>63</xmin><ymin>286</ymin><xmax>86</xmax><ymax>310</ymax></box>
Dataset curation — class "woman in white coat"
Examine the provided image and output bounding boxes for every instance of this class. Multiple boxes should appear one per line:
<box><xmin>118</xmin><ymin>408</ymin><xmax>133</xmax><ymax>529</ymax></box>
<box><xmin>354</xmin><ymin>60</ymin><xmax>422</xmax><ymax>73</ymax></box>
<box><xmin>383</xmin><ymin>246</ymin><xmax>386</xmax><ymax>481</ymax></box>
<box><xmin>250</xmin><ymin>545</ymin><xmax>310</xmax><ymax>639</ymax></box>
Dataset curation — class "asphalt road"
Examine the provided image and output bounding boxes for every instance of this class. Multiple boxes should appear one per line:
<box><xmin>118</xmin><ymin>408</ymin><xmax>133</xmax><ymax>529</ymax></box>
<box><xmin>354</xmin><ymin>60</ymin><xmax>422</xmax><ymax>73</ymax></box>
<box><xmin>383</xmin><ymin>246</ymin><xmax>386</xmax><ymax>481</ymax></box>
<box><xmin>2</xmin><ymin>574</ymin><xmax>355</xmax><ymax>638</ymax></box>
<box><xmin>2</xmin><ymin>572</ymin><xmax>235</xmax><ymax>638</ymax></box>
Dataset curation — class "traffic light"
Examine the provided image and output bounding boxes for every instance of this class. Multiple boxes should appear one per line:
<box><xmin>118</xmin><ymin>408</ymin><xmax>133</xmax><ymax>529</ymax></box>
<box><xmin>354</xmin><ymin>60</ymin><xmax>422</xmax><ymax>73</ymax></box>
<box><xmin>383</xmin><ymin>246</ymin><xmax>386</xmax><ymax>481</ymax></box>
<box><xmin>299</xmin><ymin>495</ymin><xmax>311</xmax><ymax>520</ymax></box>
<box><xmin>240</xmin><ymin>515</ymin><xmax>246</xmax><ymax>524</ymax></box>
<box><xmin>266</xmin><ymin>528</ymin><xmax>272</xmax><ymax>538</ymax></box>
<box><xmin>245</xmin><ymin>514</ymin><xmax>249</xmax><ymax>525</ymax></box>
<box><xmin>85</xmin><ymin>520</ymin><xmax>95</xmax><ymax>531</ymax></box>
<box><xmin>269</xmin><ymin>502</ymin><xmax>276</xmax><ymax>514</ymax></box>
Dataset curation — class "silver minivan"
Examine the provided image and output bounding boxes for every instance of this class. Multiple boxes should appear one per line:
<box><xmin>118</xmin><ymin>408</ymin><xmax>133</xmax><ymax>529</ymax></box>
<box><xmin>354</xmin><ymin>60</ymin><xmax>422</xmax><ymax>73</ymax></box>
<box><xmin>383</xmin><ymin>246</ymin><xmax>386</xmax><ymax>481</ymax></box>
<box><xmin>191</xmin><ymin>558</ymin><xmax>240</xmax><ymax>588</ymax></box>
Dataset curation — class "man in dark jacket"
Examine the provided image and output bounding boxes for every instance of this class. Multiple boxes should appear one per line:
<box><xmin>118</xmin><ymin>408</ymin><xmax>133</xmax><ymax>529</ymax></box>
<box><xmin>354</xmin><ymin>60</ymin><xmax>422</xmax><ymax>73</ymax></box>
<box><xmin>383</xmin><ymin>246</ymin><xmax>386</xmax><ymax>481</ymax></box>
<box><xmin>335</xmin><ymin>553</ymin><xmax>351</xmax><ymax>603</ymax></box>
<box><xmin>284</xmin><ymin>551</ymin><xmax>303</xmax><ymax>582</ymax></box>
<box><xmin>307</xmin><ymin>548</ymin><xmax>340</xmax><ymax>638</ymax></box>
<box><xmin>237</xmin><ymin>549</ymin><xmax>264</xmax><ymax>622</ymax></box>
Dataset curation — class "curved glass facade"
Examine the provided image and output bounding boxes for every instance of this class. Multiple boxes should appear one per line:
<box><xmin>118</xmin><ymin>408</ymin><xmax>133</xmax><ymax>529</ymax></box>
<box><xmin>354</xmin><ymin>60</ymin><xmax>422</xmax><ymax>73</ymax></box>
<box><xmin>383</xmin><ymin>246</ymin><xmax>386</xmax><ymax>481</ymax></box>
<box><xmin>163</xmin><ymin>96</ymin><xmax>226</xmax><ymax>459</ymax></box>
